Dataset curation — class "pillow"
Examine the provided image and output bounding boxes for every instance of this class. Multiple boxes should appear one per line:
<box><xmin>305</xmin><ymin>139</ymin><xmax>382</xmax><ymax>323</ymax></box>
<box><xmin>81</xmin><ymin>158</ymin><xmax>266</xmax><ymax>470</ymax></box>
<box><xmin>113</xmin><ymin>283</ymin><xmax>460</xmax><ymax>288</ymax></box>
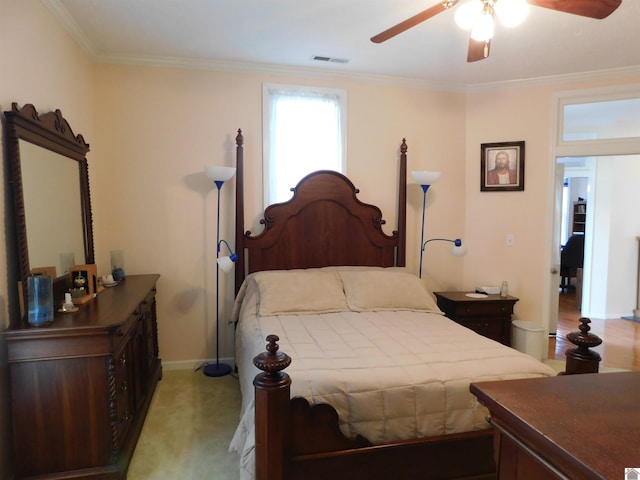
<box><xmin>339</xmin><ymin>270</ymin><xmax>443</xmax><ymax>313</ymax></box>
<box><xmin>253</xmin><ymin>270</ymin><xmax>349</xmax><ymax>316</ymax></box>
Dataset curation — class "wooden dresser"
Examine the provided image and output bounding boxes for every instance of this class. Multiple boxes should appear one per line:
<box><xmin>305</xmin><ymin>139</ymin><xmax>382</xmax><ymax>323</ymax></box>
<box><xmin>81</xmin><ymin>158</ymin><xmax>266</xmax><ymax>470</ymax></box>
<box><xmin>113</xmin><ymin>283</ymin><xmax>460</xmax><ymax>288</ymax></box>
<box><xmin>434</xmin><ymin>291</ymin><xmax>518</xmax><ymax>345</ymax></box>
<box><xmin>3</xmin><ymin>274</ymin><xmax>162</xmax><ymax>479</ymax></box>
<box><xmin>471</xmin><ymin>372</ymin><xmax>640</xmax><ymax>480</ymax></box>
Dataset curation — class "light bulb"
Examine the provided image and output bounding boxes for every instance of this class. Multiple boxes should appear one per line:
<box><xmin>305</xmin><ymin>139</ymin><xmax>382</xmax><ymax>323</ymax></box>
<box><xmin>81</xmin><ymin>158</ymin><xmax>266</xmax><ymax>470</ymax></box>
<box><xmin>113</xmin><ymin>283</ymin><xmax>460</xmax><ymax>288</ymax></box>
<box><xmin>471</xmin><ymin>10</ymin><xmax>495</xmax><ymax>42</ymax></box>
<box><xmin>495</xmin><ymin>0</ymin><xmax>529</xmax><ymax>28</ymax></box>
<box><xmin>455</xmin><ymin>0</ymin><xmax>484</xmax><ymax>30</ymax></box>
<box><xmin>217</xmin><ymin>255</ymin><xmax>237</xmax><ymax>273</ymax></box>
<box><xmin>451</xmin><ymin>243</ymin><xmax>467</xmax><ymax>257</ymax></box>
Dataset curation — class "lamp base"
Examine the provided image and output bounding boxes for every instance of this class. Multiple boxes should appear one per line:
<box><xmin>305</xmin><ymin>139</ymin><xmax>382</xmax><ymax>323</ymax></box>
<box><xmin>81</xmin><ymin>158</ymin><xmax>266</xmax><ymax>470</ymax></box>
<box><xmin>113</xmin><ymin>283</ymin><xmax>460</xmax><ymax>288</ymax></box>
<box><xmin>203</xmin><ymin>362</ymin><xmax>232</xmax><ymax>377</ymax></box>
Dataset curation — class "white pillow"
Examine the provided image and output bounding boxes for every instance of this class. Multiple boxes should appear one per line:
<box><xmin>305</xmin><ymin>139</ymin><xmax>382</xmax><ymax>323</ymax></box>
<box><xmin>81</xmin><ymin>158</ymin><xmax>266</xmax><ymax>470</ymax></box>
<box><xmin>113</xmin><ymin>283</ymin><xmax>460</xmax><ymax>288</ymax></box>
<box><xmin>339</xmin><ymin>270</ymin><xmax>443</xmax><ymax>313</ymax></box>
<box><xmin>254</xmin><ymin>270</ymin><xmax>349</xmax><ymax>316</ymax></box>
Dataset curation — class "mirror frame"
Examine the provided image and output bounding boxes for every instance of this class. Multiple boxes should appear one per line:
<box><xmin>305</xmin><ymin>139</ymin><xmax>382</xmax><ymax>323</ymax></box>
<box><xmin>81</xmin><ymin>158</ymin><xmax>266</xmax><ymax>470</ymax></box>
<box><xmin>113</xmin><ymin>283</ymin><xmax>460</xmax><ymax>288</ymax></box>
<box><xmin>5</xmin><ymin>103</ymin><xmax>94</xmax><ymax>321</ymax></box>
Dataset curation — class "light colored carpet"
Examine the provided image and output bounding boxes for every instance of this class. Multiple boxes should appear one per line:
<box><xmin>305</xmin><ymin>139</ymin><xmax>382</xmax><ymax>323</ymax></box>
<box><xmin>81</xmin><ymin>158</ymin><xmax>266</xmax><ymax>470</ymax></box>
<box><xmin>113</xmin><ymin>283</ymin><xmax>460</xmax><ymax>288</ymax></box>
<box><xmin>129</xmin><ymin>360</ymin><xmax>627</xmax><ymax>479</ymax></box>
<box><xmin>128</xmin><ymin>369</ymin><xmax>241</xmax><ymax>480</ymax></box>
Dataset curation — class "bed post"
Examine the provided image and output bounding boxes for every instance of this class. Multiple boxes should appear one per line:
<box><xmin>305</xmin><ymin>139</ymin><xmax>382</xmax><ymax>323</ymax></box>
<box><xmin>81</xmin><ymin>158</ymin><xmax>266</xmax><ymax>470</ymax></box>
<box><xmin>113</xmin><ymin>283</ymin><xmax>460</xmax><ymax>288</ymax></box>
<box><xmin>235</xmin><ymin>129</ymin><xmax>245</xmax><ymax>295</ymax></box>
<box><xmin>562</xmin><ymin>317</ymin><xmax>602</xmax><ymax>374</ymax></box>
<box><xmin>253</xmin><ymin>335</ymin><xmax>292</xmax><ymax>480</ymax></box>
<box><xmin>397</xmin><ymin>138</ymin><xmax>407</xmax><ymax>267</ymax></box>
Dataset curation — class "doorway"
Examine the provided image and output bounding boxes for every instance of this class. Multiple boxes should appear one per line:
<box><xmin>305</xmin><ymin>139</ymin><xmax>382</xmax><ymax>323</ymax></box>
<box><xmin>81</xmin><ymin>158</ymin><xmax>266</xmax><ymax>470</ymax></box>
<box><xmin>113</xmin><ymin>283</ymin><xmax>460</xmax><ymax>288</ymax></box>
<box><xmin>546</xmin><ymin>86</ymin><xmax>640</xmax><ymax>337</ymax></box>
<box><xmin>556</xmin><ymin>163</ymin><xmax>589</xmax><ymax>318</ymax></box>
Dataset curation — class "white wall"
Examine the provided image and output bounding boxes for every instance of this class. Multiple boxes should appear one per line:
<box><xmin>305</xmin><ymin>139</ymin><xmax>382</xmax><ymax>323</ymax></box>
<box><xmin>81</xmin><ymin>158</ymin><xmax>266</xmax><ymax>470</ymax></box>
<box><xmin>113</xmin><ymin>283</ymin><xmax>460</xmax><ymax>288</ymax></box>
<box><xmin>588</xmin><ymin>155</ymin><xmax>640</xmax><ymax>318</ymax></box>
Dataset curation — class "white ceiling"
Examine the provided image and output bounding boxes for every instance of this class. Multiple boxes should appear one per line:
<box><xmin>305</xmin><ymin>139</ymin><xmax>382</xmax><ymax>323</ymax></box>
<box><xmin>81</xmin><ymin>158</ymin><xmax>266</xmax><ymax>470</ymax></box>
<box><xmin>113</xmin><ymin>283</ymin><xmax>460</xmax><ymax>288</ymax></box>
<box><xmin>44</xmin><ymin>0</ymin><xmax>640</xmax><ymax>90</ymax></box>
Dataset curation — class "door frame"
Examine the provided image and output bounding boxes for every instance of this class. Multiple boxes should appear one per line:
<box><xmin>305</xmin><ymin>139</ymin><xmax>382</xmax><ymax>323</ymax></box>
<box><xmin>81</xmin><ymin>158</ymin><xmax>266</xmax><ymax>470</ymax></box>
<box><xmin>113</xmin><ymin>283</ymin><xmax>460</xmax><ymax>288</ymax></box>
<box><xmin>545</xmin><ymin>84</ymin><xmax>640</xmax><ymax>334</ymax></box>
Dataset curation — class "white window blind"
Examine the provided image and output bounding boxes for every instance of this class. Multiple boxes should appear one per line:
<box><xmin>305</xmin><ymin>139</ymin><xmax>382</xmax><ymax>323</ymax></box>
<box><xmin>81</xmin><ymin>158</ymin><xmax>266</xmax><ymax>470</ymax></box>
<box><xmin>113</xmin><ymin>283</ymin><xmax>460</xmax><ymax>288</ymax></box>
<box><xmin>263</xmin><ymin>84</ymin><xmax>346</xmax><ymax>205</ymax></box>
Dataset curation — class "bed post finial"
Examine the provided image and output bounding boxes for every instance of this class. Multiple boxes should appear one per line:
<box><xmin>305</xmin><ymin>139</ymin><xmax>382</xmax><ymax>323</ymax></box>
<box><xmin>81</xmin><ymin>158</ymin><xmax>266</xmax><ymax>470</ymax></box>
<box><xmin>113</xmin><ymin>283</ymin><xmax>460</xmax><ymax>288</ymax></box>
<box><xmin>236</xmin><ymin>128</ymin><xmax>243</xmax><ymax>146</ymax></box>
<box><xmin>397</xmin><ymin>138</ymin><xmax>407</xmax><ymax>267</ymax></box>
<box><xmin>254</xmin><ymin>335</ymin><xmax>292</xmax><ymax>383</ymax></box>
<box><xmin>563</xmin><ymin>317</ymin><xmax>602</xmax><ymax>375</ymax></box>
<box><xmin>253</xmin><ymin>335</ymin><xmax>292</xmax><ymax>480</ymax></box>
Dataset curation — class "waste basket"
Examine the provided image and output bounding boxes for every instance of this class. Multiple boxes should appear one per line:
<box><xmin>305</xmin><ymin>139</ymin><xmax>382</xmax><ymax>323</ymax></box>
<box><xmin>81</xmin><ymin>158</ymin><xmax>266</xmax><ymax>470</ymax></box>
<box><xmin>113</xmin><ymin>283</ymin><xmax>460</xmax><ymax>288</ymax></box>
<box><xmin>511</xmin><ymin>319</ymin><xmax>547</xmax><ymax>361</ymax></box>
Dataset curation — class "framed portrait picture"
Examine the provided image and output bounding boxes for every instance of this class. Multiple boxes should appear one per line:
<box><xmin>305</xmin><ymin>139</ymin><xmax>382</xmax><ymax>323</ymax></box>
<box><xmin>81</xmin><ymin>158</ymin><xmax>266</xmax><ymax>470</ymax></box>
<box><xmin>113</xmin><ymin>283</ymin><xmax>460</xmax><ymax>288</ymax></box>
<box><xmin>480</xmin><ymin>141</ymin><xmax>525</xmax><ymax>191</ymax></box>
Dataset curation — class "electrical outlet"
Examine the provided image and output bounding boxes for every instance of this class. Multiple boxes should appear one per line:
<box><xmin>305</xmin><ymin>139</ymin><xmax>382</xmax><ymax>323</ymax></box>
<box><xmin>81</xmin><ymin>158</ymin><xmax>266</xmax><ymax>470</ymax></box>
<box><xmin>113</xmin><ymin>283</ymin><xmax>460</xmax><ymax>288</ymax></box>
<box><xmin>506</xmin><ymin>234</ymin><xmax>515</xmax><ymax>246</ymax></box>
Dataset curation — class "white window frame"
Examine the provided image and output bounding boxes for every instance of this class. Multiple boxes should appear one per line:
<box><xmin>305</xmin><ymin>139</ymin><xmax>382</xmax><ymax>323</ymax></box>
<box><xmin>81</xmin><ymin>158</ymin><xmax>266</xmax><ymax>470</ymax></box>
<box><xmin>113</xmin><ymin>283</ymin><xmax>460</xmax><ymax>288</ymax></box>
<box><xmin>262</xmin><ymin>83</ymin><xmax>347</xmax><ymax>206</ymax></box>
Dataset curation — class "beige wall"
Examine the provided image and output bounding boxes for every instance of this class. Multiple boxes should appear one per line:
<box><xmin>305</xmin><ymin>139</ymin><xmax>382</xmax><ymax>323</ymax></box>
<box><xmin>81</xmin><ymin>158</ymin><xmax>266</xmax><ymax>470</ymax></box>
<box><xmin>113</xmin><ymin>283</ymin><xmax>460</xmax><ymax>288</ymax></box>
<box><xmin>463</xmin><ymin>76</ymin><xmax>640</xmax><ymax>328</ymax></box>
<box><xmin>91</xmin><ymin>65</ymin><xmax>467</xmax><ymax>365</ymax></box>
<box><xmin>1</xmin><ymin>3</ymin><xmax>640</xmax><ymax>477</ymax></box>
<box><xmin>464</xmin><ymin>87</ymin><xmax>558</xmax><ymax>326</ymax></box>
<box><xmin>0</xmin><ymin>1</ymin><xmax>96</xmax><ymax>478</ymax></box>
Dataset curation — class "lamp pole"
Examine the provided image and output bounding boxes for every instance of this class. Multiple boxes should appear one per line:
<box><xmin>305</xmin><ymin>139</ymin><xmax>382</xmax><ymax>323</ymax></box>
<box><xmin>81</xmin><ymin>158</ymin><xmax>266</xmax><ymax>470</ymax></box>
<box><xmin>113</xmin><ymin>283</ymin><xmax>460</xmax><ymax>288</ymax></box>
<box><xmin>418</xmin><ymin>184</ymin><xmax>430</xmax><ymax>279</ymax></box>
<box><xmin>204</xmin><ymin>179</ymin><xmax>232</xmax><ymax>377</ymax></box>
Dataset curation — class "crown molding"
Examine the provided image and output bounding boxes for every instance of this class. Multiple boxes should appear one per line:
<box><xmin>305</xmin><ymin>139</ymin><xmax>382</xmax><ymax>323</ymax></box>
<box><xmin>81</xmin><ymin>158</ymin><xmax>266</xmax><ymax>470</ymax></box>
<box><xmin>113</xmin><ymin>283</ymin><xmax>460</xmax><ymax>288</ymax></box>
<box><xmin>41</xmin><ymin>0</ymin><xmax>97</xmax><ymax>58</ymax></box>
<box><xmin>43</xmin><ymin>0</ymin><xmax>640</xmax><ymax>94</ymax></box>
<box><xmin>466</xmin><ymin>65</ymin><xmax>640</xmax><ymax>93</ymax></box>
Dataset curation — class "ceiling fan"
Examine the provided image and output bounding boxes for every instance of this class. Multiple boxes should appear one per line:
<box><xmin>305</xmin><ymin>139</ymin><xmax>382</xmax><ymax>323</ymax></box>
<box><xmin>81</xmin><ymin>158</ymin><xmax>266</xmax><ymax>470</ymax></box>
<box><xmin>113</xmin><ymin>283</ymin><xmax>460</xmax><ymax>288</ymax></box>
<box><xmin>371</xmin><ymin>0</ymin><xmax>622</xmax><ymax>62</ymax></box>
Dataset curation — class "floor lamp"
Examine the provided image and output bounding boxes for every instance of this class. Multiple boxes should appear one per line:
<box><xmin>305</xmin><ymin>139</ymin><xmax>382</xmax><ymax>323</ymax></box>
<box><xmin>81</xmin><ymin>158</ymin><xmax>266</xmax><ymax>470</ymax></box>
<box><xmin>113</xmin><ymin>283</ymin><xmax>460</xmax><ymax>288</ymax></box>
<box><xmin>412</xmin><ymin>170</ymin><xmax>442</xmax><ymax>279</ymax></box>
<box><xmin>412</xmin><ymin>171</ymin><xmax>467</xmax><ymax>278</ymax></box>
<box><xmin>203</xmin><ymin>165</ymin><xmax>237</xmax><ymax>377</ymax></box>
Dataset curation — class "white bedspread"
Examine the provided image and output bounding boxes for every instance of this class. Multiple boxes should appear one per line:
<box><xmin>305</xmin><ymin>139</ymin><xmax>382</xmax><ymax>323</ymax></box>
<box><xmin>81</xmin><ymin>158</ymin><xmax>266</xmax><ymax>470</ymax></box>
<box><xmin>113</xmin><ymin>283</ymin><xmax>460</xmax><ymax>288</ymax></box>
<box><xmin>229</xmin><ymin>272</ymin><xmax>556</xmax><ymax>480</ymax></box>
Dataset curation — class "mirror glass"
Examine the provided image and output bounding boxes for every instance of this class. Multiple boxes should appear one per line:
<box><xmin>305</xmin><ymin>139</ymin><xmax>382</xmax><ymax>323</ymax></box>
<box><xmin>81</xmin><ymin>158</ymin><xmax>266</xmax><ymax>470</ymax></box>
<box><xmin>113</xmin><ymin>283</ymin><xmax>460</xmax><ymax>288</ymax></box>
<box><xmin>20</xmin><ymin>140</ymin><xmax>85</xmax><ymax>276</ymax></box>
<box><xmin>5</xmin><ymin>103</ymin><xmax>94</xmax><ymax>324</ymax></box>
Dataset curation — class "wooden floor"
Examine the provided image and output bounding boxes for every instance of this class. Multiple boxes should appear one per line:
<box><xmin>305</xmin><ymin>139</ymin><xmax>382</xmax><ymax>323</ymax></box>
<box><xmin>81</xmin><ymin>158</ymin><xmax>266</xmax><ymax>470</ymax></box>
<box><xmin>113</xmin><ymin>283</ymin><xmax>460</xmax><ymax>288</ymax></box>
<box><xmin>549</xmin><ymin>289</ymin><xmax>640</xmax><ymax>371</ymax></box>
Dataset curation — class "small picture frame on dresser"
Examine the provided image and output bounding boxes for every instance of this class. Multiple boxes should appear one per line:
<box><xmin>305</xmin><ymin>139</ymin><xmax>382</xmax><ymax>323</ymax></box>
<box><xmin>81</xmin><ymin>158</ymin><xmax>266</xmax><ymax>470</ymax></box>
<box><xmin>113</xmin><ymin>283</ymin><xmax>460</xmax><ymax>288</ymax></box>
<box><xmin>68</xmin><ymin>264</ymin><xmax>98</xmax><ymax>304</ymax></box>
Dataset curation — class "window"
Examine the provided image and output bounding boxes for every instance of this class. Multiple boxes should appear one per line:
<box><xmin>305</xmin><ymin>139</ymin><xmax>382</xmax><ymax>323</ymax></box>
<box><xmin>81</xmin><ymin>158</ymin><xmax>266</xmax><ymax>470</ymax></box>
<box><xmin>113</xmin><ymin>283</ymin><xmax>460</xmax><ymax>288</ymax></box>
<box><xmin>263</xmin><ymin>84</ymin><xmax>346</xmax><ymax>205</ymax></box>
<box><xmin>561</xmin><ymin>97</ymin><xmax>640</xmax><ymax>142</ymax></box>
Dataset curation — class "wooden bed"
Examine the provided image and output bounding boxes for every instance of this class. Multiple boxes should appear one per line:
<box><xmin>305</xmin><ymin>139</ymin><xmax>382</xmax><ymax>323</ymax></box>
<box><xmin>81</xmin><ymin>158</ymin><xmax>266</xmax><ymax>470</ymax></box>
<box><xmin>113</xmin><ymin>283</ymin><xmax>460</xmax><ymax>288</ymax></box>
<box><xmin>228</xmin><ymin>130</ymin><xmax>601</xmax><ymax>480</ymax></box>
<box><xmin>230</xmin><ymin>130</ymin><xmax>500</xmax><ymax>480</ymax></box>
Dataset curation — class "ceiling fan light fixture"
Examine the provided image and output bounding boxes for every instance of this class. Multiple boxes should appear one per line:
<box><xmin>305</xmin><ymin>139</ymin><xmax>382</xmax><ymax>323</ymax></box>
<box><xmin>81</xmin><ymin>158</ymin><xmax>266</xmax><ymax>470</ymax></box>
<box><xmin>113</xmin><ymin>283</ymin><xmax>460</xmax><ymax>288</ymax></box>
<box><xmin>470</xmin><ymin>8</ymin><xmax>495</xmax><ymax>41</ymax></box>
<box><xmin>494</xmin><ymin>0</ymin><xmax>529</xmax><ymax>28</ymax></box>
<box><xmin>454</xmin><ymin>0</ymin><xmax>484</xmax><ymax>30</ymax></box>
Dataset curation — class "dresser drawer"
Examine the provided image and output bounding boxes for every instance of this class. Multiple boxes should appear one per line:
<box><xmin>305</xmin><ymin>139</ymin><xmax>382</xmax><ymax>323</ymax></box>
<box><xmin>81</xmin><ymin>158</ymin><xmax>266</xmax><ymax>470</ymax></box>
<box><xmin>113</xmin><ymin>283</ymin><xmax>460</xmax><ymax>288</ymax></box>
<box><xmin>111</xmin><ymin>312</ymin><xmax>135</xmax><ymax>350</ymax></box>
<box><xmin>451</xmin><ymin>301</ymin><xmax>514</xmax><ymax>318</ymax></box>
<box><xmin>113</xmin><ymin>340</ymin><xmax>133</xmax><ymax>450</ymax></box>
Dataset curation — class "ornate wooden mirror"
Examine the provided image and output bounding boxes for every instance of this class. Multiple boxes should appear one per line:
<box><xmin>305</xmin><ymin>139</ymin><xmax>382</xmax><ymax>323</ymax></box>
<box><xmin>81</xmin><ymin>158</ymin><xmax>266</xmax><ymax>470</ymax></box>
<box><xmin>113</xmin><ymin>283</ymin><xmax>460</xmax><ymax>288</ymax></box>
<box><xmin>4</xmin><ymin>103</ymin><xmax>94</xmax><ymax>324</ymax></box>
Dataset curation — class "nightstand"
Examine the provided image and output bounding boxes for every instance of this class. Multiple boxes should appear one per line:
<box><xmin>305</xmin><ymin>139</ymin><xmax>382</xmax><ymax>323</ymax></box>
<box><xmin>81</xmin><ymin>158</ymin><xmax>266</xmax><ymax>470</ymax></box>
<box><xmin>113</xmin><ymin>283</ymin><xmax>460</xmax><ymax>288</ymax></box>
<box><xmin>433</xmin><ymin>291</ymin><xmax>518</xmax><ymax>346</ymax></box>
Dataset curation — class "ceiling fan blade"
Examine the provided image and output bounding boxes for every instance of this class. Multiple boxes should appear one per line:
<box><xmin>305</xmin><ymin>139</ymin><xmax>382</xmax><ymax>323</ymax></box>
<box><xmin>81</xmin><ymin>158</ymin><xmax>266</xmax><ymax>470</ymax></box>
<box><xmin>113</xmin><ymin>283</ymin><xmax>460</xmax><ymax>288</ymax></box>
<box><xmin>527</xmin><ymin>0</ymin><xmax>621</xmax><ymax>19</ymax></box>
<box><xmin>370</xmin><ymin>1</ymin><xmax>459</xmax><ymax>43</ymax></box>
<box><xmin>467</xmin><ymin>38</ymin><xmax>491</xmax><ymax>62</ymax></box>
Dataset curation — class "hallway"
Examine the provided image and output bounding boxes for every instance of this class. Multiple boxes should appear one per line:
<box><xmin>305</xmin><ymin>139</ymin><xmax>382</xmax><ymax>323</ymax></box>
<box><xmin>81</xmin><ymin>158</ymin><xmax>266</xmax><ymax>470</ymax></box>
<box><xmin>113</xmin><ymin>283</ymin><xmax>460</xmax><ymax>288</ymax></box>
<box><xmin>549</xmin><ymin>290</ymin><xmax>640</xmax><ymax>371</ymax></box>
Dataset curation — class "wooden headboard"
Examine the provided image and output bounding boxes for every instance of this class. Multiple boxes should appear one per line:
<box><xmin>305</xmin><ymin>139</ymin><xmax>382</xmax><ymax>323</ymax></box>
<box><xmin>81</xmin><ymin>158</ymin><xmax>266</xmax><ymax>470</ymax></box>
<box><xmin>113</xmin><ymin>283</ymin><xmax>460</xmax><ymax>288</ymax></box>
<box><xmin>233</xmin><ymin>130</ymin><xmax>407</xmax><ymax>294</ymax></box>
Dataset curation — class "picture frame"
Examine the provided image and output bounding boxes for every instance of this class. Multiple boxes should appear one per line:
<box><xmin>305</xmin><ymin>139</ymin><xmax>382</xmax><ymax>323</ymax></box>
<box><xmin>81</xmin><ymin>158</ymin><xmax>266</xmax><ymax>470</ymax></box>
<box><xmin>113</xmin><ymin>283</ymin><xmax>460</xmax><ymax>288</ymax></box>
<box><xmin>480</xmin><ymin>141</ymin><xmax>525</xmax><ymax>192</ymax></box>
<box><xmin>68</xmin><ymin>264</ymin><xmax>99</xmax><ymax>304</ymax></box>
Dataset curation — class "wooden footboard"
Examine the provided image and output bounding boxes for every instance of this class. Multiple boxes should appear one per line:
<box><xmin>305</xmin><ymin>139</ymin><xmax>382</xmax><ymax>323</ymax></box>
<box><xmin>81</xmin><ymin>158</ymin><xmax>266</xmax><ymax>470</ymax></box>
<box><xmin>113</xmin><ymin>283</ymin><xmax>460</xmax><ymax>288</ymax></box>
<box><xmin>253</xmin><ymin>336</ymin><xmax>496</xmax><ymax>480</ymax></box>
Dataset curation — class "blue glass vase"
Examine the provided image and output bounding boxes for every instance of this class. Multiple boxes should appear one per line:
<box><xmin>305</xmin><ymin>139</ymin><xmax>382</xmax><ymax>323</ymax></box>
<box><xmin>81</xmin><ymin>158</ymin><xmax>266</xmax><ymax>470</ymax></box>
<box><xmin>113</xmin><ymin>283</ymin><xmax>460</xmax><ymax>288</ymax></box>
<box><xmin>27</xmin><ymin>275</ymin><xmax>54</xmax><ymax>326</ymax></box>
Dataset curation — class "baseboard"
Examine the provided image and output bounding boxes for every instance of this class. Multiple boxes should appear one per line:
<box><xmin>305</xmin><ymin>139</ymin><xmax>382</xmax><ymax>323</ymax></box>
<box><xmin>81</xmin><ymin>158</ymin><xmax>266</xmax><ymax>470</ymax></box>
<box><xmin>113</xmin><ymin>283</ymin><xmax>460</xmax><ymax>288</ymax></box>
<box><xmin>162</xmin><ymin>356</ymin><xmax>236</xmax><ymax>371</ymax></box>
<box><xmin>544</xmin><ymin>358</ymin><xmax>629</xmax><ymax>374</ymax></box>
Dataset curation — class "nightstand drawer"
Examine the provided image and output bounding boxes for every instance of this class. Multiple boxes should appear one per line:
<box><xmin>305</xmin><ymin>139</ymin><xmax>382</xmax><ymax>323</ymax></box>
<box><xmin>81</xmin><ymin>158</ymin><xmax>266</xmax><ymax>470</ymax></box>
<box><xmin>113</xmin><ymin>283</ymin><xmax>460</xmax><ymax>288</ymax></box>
<box><xmin>452</xmin><ymin>302</ymin><xmax>514</xmax><ymax>318</ymax></box>
<box><xmin>456</xmin><ymin>318</ymin><xmax>503</xmax><ymax>339</ymax></box>
<box><xmin>433</xmin><ymin>291</ymin><xmax>519</xmax><ymax>346</ymax></box>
